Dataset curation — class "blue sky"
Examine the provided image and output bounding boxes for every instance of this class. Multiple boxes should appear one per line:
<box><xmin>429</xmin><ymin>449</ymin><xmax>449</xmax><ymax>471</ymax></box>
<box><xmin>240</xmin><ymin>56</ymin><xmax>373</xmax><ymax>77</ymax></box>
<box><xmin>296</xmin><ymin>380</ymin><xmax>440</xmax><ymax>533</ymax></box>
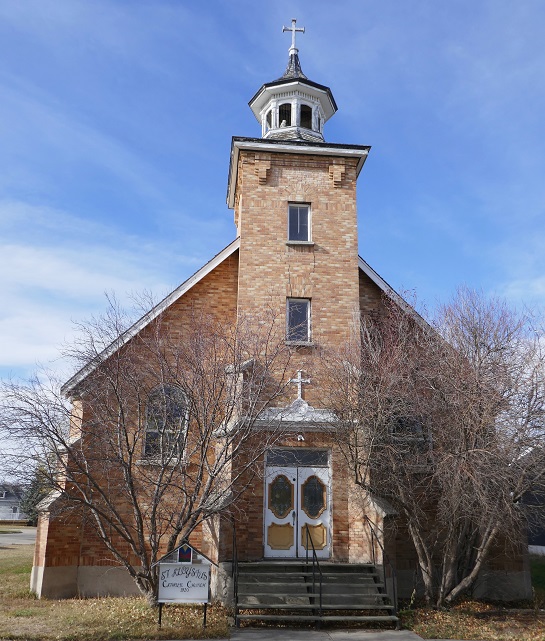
<box><xmin>1</xmin><ymin>0</ymin><xmax>545</xmax><ymax>379</ymax></box>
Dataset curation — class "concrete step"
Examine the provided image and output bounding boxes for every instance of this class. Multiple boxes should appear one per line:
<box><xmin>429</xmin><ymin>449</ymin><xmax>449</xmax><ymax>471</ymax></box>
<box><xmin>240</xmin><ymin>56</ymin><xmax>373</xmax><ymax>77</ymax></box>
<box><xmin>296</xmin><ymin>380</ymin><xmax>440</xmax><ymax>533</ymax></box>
<box><xmin>237</xmin><ymin>614</ymin><xmax>399</xmax><ymax>623</ymax></box>
<box><xmin>238</xmin><ymin>582</ymin><xmax>386</xmax><ymax>591</ymax></box>
<box><xmin>235</xmin><ymin>562</ymin><xmax>397</xmax><ymax>629</ymax></box>
<box><xmin>238</xmin><ymin>562</ymin><xmax>376</xmax><ymax>569</ymax></box>
<box><xmin>237</xmin><ymin>590</ymin><xmax>391</xmax><ymax>601</ymax></box>
<box><xmin>238</xmin><ymin>601</ymin><xmax>394</xmax><ymax>611</ymax></box>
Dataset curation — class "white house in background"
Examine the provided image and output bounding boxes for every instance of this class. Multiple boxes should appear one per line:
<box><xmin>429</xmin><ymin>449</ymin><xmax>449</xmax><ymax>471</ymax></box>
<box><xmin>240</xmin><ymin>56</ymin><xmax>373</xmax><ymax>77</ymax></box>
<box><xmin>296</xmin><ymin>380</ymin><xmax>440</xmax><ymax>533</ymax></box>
<box><xmin>0</xmin><ymin>483</ymin><xmax>28</xmax><ymax>522</ymax></box>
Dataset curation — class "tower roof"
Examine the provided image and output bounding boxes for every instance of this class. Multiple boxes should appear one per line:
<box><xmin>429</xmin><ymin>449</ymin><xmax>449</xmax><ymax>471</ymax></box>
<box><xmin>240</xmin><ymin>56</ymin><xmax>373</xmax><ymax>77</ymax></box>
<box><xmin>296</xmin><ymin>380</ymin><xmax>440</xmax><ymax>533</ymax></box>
<box><xmin>249</xmin><ymin>19</ymin><xmax>337</xmax><ymax>142</ymax></box>
<box><xmin>278</xmin><ymin>50</ymin><xmax>307</xmax><ymax>80</ymax></box>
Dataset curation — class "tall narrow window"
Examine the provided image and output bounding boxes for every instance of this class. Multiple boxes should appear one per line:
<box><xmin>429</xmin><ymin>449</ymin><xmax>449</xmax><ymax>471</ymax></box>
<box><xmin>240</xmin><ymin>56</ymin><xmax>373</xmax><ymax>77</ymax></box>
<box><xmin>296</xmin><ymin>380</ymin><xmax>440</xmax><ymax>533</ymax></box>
<box><xmin>300</xmin><ymin>105</ymin><xmax>312</xmax><ymax>129</ymax></box>
<box><xmin>266</xmin><ymin>110</ymin><xmax>272</xmax><ymax>130</ymax></box>
<box><xmin>288</xmin><ymin>204</ymin><xmax>310</xmax><ymax>241</ymax></box>
<box><xmin>287</xmin><ymin>298</ymin><xmax>311</xmax><ymax>342</ymax></box>
<box><xmin>145</xmin><ymin>385</ymin><xmax>188</xmax><ymax>458</ymax></box>
<box><xmin>279</xmin><ymin>103</ymin><xmax>292</xmax><ymax>127</ymax></box>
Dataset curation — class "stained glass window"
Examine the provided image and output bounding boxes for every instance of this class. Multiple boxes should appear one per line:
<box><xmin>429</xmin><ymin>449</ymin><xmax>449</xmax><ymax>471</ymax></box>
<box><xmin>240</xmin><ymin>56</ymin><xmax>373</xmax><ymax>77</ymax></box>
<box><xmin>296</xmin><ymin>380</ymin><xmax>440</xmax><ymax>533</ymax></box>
<box><xmin>269</xmin><ymin>474</ymin><xmax>293</xmax><ymax>518</ymax></box>
<box><xmin>301</xmin><ymin>475</ymin><xmax>326</xmax><ymax>518</ymax></box>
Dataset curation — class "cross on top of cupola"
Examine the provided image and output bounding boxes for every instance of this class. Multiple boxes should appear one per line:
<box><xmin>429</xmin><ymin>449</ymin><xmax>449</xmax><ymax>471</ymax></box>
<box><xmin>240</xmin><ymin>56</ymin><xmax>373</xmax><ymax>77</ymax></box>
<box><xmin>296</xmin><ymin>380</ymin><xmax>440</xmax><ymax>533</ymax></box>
<box><xmin>283</xmin><ymin>19</ymin><xmax>305</xmax><ymax>56</ymax></box>
<box><xmin>248</xmin><ymin>19</ymin><xmax>337</xmax><ymax>143</ymax></box>
<box><xmin>280</xmin><ymin>19</ymin><xmax>307</xmax><ymax>80</ymax></box>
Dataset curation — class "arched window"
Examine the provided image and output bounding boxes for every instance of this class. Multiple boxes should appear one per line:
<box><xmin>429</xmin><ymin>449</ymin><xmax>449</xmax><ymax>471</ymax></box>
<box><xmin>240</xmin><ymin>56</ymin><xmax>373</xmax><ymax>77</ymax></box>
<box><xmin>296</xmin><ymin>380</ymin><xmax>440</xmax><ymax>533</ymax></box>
<box><xmin>145</xmin><ymin>385</ymin><xmax>188</xmax><ymax>458</ymax></box>
<box><xmin>266</xmin><ymin>110</ymin><xmax>272</xmax><ymax>130</ymax></box>
<box><xmin>279</xmin><ymin>103</ymin><xmax>292</xmax><ymax>127</ymax></box>
<box><xmin>300</xmin><ymin>105</ymin><xmax>312</xmax><ymax>129</ymax></box>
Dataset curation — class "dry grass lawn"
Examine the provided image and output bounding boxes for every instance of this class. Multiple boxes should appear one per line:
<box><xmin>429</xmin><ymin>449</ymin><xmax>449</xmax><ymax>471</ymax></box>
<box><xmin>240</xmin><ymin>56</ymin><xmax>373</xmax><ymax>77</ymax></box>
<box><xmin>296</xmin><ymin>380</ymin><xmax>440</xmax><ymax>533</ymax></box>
<box><xmin>401</xmin><ymin>600</ymin><xmax>545</xmax><ymax>640</ymax></box>
<box><xmin>0</xmin><ymin>544</ymin><xmax>230</xmax><ymax>640</ymax></box>
<box><xmin>2</xmin><ymin>538</ymin><xmax>545</xmax><ymax>640</ymax></box>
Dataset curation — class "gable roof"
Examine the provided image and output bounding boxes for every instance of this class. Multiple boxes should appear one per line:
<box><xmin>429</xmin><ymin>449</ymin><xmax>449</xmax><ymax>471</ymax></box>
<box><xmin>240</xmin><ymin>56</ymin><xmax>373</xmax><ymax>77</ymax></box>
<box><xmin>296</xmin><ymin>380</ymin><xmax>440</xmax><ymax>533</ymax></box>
<box><xmin>62</xmin><ymin>239</ymin><xmax>424</xmax><ymax>397</ymax></box>
<box><xmin>358</xmin><ymin>255</ymin><xmax>429</xmax><ymax>329</ymax></box>
<box><xmin>61</xmin><ymin>238</ymin><xmax>240</xmax><ymax>397</ymax></box>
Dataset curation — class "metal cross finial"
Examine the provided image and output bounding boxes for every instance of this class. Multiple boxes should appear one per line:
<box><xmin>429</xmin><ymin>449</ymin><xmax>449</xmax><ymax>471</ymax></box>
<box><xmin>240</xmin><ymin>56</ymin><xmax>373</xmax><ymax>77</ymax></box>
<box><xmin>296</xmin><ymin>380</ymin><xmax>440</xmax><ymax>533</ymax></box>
<box><xmin>290</xmin><ymin>370</ymin><xmax>310</xmax><ymax>400</ymax></box>
<box><xmin>283</xmin><ymin>18</ymin><xmax>305</xmax><ymax>56</ymax></box>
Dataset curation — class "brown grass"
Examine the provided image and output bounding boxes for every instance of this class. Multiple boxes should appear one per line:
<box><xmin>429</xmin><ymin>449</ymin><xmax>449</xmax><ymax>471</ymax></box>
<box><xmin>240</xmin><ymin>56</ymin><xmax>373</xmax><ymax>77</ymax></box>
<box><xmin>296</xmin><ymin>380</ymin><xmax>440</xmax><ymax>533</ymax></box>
<box><xmin>0</xmin><ymin>545</ymin><xmax>230</xmax><ymax>640</ymax></box>
<box><xmin>3</xmin><ymin>542</ymin><xmax>545</xmax><ymax>640</ymax></box>
<box><xmin>401</xmin><ymin>600</ymin><xmax>545</xmax><ymax>640</ymax></box>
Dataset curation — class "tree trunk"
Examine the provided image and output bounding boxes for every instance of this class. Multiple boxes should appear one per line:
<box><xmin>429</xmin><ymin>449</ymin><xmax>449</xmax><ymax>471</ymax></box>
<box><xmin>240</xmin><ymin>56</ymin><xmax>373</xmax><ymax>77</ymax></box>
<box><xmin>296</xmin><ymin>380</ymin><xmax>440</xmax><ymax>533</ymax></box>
<box><xmin>443</xmin><ymin>523</ymin><xmax>499</xmax><ymax>606</ymax></box>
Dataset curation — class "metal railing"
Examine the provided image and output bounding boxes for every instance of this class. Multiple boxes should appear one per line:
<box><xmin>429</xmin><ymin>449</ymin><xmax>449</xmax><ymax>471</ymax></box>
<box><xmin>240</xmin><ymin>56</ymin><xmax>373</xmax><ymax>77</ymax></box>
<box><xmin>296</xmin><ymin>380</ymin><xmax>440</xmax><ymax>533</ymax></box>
<box><xmin>363</xmin><ymin>515</ymin><xmax>398</xmax><ymax>616</ymax></box>
<box><xmin>304</xmin><ymin>524</ymin><xmax>323</xmax><ymax>622</ymax></box>
<box><xmin>231</xmin><ymin>521</ymin><xmax>240</xmax><ymax>627</ymax></box>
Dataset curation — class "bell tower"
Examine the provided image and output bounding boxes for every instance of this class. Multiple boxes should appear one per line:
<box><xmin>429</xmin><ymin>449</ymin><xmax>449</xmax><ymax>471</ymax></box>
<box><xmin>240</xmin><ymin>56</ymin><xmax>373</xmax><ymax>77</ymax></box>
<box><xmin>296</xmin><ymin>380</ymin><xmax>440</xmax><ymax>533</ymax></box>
<box><xmin>248</xmin><ymin>19</ymin><xmax>337</xmax><ymax>142</ymax></box>
<box><xmin>228</xmin><ymin>20</ymin><xmax>370</xmax><ymax>368</ymax></box>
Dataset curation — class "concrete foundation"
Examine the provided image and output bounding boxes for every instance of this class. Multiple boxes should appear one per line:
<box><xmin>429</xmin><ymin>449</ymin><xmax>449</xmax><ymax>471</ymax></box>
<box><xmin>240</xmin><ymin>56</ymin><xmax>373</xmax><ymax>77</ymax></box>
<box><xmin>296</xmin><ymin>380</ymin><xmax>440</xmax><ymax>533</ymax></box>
<box><xmin>31</xmin><ymin>565</ymin><xmax>141</xmax><ymax>599</ymax></box>
<box><xmin>30</xmin><ymin>565</ymin><xmax>78</xmax><ymax>599</ymax></box>
<box><xmin>396</xmin><ymin>567</ymin><xmax>533</xmax><ymax>602</ymax></box>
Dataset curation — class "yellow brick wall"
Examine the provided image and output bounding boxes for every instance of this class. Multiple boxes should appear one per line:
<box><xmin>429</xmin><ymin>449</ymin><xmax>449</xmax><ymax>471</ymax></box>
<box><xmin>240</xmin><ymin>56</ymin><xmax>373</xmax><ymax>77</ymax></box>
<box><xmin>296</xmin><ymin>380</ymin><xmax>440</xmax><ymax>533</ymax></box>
<box><xmin>234</xmin><ymin>149</ymin><xmax>361</xmax><ymax>407</ymax></box>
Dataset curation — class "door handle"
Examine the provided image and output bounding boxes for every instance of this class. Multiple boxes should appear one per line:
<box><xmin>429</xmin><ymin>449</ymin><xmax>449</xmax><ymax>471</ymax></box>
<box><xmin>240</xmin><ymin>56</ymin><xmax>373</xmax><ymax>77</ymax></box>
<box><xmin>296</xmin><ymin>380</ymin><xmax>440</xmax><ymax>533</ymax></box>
<box><xmin>292</xmin><ymin>510</ymin><xmax>296</xmax><ymax>524</ymax></box>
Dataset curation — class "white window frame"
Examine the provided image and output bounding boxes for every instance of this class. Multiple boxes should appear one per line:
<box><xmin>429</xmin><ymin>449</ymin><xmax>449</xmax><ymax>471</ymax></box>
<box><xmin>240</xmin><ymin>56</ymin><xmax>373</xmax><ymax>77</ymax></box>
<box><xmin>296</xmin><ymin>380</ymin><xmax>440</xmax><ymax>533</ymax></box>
<box><xmin>286</xmin><ymin>298</ymin><xmax>311</xmax><ymax>343</ymax></box>
<box><xmin>287</xmin><ymin>203</ymin><xmax>311</xmax><ymax>243</ymax></box>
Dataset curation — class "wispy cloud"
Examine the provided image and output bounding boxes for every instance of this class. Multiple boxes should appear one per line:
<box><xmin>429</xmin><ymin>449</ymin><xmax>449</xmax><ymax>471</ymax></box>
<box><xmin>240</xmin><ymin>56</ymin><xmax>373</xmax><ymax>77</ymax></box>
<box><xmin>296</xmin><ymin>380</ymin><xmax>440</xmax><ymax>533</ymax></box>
<box><xmin>0</xmin><ymin>199</ymin><xmax>211</xmax><ymax>376</ymax></box>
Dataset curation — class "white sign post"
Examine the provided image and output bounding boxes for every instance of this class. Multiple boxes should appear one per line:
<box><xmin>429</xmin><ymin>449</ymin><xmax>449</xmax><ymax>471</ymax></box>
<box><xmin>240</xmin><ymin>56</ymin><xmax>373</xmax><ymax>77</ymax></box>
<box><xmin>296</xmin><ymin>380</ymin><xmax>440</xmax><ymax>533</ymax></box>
<box><xmin>155</xmin><ymin>543</ymin><xmax>213</xmax><ymax>628</ymax></box>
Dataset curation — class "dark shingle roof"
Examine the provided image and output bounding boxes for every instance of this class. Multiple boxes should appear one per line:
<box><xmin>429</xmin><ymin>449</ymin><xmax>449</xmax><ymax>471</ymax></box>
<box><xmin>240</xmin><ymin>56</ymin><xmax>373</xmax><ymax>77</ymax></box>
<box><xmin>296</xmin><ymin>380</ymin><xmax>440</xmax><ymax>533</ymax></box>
<box><xmin>277</xmin><ymin>52</ymin><xmax>307</xmax><ymax>80</ymax></box>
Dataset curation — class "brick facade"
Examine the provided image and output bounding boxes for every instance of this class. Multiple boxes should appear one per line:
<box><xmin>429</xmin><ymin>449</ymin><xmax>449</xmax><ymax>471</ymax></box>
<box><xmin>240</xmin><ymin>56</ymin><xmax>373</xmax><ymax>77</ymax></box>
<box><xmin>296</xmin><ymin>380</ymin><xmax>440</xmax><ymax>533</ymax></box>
<box><xmin>32</xmin><ymin>136</ymin><xmax>530</xmax><ymax>603</ymax></box>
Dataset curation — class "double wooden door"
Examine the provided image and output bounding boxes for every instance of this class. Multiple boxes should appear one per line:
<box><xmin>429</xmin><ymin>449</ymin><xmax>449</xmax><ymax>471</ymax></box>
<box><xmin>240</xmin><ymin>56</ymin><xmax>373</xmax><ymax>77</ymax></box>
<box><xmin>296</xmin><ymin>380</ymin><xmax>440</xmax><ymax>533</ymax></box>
<box><xmin>264</xmin><ymin>465</ymin><xmax>330</xmax><ymax>558</ymax></box>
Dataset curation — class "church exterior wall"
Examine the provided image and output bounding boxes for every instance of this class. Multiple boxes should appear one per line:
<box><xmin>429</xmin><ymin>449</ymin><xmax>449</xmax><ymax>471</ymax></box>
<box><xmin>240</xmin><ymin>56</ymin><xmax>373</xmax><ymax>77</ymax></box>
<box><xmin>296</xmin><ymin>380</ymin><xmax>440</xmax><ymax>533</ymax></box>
<box><xmin>359</xmin><ymin>270</ymin><xmax>383</xmax><ymax>318</ymax></box>
<box><xmin>162</xmin><ymin>250</ymin><xmax>239</xmax><ymax>331</ymax></box>
<box><xmin>220</xmin><ymin>432</ymin><xmax>374</xmax><ymax>566</ymax></box>
<box><xmin>382</xmin><ymin>518</ymin><xmax>532</xmax><ymax>602</ymax></box>
<box><xmin>30</xmin><ymin>135</ymin><xmax>533</xmax><ymax>606</ymax></box>
<box><xmin>235</xmin><ymin>150</ymin><xmax>361</xmax><ymax>409</ymax></box>
<box><xmin>31</xmin><ymin>255</ymin><xmax>240</xmax><ymax>600</ymax></box>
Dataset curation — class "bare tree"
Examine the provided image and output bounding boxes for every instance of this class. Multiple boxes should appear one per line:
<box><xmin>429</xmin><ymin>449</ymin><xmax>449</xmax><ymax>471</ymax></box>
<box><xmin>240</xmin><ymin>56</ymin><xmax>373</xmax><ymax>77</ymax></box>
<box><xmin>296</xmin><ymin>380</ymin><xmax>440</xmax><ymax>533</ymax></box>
<box><xmin>320</xmin><ymin>287</ymin><xmax>545</xmax><ymax>607</ymax></box>
<box><xmin>0</xmin><ymin>299</ymin><xmax>294</xmax><ymax>604</ymax></box>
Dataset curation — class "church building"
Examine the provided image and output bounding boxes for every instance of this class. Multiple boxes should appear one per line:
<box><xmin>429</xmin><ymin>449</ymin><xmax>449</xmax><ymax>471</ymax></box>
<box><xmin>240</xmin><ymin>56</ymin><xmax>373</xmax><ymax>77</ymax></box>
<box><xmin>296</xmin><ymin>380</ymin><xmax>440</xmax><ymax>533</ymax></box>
<box><xmin>31</xmin><ymin>22</ymin><xmax>531</xmax><ymax>620</ymax></box>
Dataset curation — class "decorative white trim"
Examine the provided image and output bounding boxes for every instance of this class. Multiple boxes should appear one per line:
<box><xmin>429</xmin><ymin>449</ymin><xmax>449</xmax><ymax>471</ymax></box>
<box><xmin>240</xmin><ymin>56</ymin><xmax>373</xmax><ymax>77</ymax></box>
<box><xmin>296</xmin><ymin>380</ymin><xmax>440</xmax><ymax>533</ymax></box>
<box><xmin>367</xmin><ymin>494</ymin><xmax>398</xmax><ymax>517</ymax></box>
<box><xmin>250</xmin><ymin>80</ymin><xmax>336</xmax><ymax>123</ymax></box>
<box><xmin>358</xmin><ymin>256</ymin><xmax>429</xmax><ymax>330</ymax></box>
<box><xmin>228</xmin><ymin>139</ymin><xmax>369</xmax><ymax>208</ymax></box>
<box><xmin>256</xmin><ymin>398</ymin><xmax>336</xmax><ymax>424</ymax></box>
<box><xmin>62</xmin><ymin>238</ymin><xmax>240</xmax><ymax>396</ymax></box>
<box><xmin>36</xmin><ymin>490</ymin><xmax>62</xmax><ymax>512</ymax></box>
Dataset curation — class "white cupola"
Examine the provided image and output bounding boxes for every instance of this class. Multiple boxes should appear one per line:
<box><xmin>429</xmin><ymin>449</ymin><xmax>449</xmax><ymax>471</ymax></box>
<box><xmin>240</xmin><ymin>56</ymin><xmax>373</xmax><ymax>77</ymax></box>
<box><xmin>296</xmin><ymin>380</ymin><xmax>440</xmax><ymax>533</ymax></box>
<box><xmin>248</xmin><ymin>19</ymin><xmax>337</xmax><ymax>142</ymax></box>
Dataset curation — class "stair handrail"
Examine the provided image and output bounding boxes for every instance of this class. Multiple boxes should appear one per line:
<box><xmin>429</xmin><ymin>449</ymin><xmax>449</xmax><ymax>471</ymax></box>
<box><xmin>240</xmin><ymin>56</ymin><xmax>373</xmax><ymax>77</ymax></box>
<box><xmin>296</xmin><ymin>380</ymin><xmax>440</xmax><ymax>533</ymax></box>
<box><xmin>231</xmin><ymin>520</ymin><xmax>240</xmax><ymax>626</ymax></box>
<box><xmin>304</xmin><ymin>524</ymin><xmax>323</xmax><ymax>620</ymax></box>
<box><xmin>363</xmin><ymin>514</ymin><xmax>398</xmax><ymax>615</ymax></box>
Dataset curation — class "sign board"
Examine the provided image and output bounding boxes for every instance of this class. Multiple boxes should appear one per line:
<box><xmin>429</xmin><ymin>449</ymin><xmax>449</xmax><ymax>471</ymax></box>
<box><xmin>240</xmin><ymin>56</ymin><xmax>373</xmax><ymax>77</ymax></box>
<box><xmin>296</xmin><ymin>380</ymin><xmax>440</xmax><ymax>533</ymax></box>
<box><xmin>158</xmin><ymin>563</ymin><xmax>210</xmax><ymax>603</ymax></box>
<box><xmin>157</xmin><ymin>543</ymin><xmax>211</xmax><ymax>605</ymax></box>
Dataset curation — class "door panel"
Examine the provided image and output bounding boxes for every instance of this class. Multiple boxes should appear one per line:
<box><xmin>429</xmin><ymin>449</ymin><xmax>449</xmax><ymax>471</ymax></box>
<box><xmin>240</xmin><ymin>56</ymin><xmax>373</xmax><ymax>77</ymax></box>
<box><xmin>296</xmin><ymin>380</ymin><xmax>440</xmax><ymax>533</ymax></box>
<box><xmin>297</xmin><ymin>467</ymin><xmax>330</xmax><ymax>558</ymax></box>
<box><xmin>264</xmin><ymin>466</ymin><xmax>297</xmax><ymax>558</ymax></box>
<box><xmin>264</xmin><ymin>464</ymin><xmax>330</xmax><ymax>558</ymax></box>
